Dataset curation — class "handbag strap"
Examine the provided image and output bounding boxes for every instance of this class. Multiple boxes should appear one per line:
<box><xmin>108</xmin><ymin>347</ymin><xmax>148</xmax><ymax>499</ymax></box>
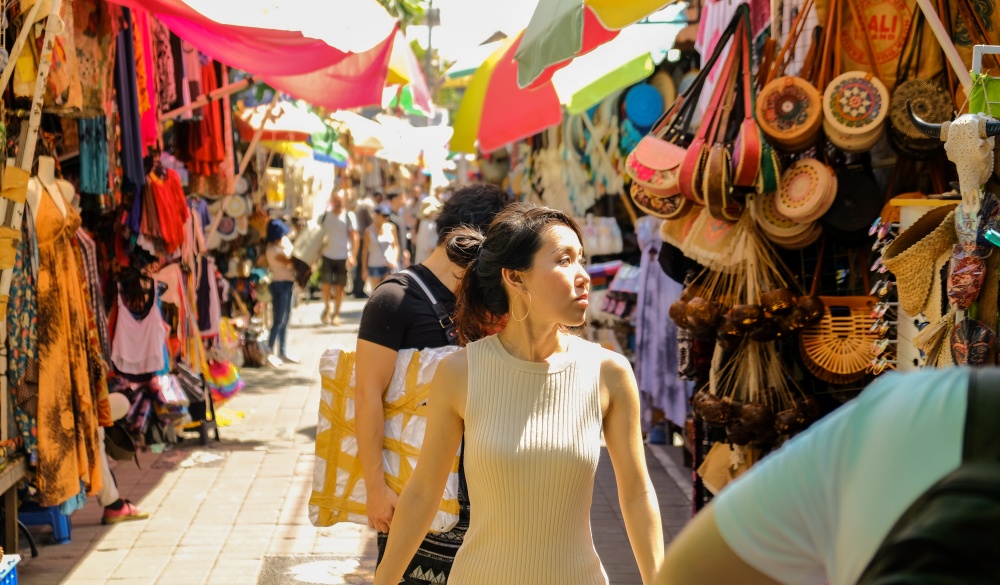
<box><xmin>808</xmin><ymin>235</ymin><xmax>826</xmax><ymax>296</ymax></box>
<box><xmin>698</xmin><ymin>29</ymin><xmax>742</xmax><ymax>142</ymax></box>
<box><xmin>895</xmin><ymin>8</ymin><xmax>924</xmax><ymax>86</ymax></box>
<box><xmin>649</xmin><ymin>4</ymin><xmax>749</xmax><ymax>137</ymax></box>
<box><xmin>963</xmin><ymin>367</ymin><xmax>1000</xmax><ymax>463</ymax></box>
<box><xmin>739</xmin><ymin>14</ymin><xmax>755</xmax><ymax>122</ymax></box>
<box><xmin>768</xmin><ymin>0</ymin><xmax>815</xmax><ymax>83</ymax></box>
<box><xmin>844</xmin><ymin>0</ymin><xmax>882</xmax><ymax>81</ymax></box>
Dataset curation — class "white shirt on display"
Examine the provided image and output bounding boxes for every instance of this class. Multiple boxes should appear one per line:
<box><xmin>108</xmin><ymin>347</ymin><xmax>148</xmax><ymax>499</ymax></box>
<box><xmin>713</xmin><ymin>367</ymin><xmax>969</xmax><ymax>585</ymax></box>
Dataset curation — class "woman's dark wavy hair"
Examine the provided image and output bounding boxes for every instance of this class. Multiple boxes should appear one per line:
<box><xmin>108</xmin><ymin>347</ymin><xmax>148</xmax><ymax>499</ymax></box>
<box><xmin>447</xmin><ymin>203</ymin><xmax>583</xmax><ymax>344</ymax></box>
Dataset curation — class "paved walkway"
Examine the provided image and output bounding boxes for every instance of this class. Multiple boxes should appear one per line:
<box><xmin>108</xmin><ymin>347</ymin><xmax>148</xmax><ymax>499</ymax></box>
<box><xmin>16</xmin><ymin>297</ymin><xmax>692</xmax><ymax>585</ymax></box>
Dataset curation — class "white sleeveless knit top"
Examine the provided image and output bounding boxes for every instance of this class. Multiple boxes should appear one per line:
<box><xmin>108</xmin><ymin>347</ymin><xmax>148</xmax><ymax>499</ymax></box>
<box><xmin>450</xmin><ymin>334</ymin><xmax>608</xmax><ymax>585</ymax></box>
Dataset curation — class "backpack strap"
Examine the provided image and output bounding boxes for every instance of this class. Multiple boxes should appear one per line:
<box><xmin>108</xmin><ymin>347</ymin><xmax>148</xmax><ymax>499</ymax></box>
<box><xmin>963</xmin><ymin>368</ymin><xmax>1000</xmax><ymax>463</ymax></box>
<box><xmin>399</xmin><ymin>269</ymin><xmax>459</xmax><ymax>344</ymax></box>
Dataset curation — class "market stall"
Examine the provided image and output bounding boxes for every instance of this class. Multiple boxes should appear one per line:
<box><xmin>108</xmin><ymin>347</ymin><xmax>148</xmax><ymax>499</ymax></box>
<box><xmin>500</xmin><ymin>0</ymin><xmax>1000</xmax><ymax>512</ymax></box>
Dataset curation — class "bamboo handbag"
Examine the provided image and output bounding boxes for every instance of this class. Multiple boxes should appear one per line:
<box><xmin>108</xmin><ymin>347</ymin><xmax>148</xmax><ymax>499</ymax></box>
<box><xmin>799</xmin><ymin>242</ymin><xmax>877</xmax><ymax>384</ymax></box>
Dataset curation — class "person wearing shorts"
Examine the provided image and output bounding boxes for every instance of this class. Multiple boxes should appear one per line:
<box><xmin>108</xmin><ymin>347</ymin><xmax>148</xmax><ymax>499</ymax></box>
<box><xmin>320</xmin><ymin>190</ymin><xmax>358</xmax><ymax>325</ymax></box>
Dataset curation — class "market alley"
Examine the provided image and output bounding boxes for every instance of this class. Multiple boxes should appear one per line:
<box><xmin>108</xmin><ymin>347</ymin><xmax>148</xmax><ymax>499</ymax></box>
<box><xmin>15</xmin><ymin>299</ymin><xmax>692</xmax><ymax>585</ymax></box>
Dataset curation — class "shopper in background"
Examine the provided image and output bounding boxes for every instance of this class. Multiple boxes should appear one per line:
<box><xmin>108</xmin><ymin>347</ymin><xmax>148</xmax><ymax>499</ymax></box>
<box><xmin>264</xmin><ymin>219</ymin><xmax>298</xmax><ymax>366</ymax></box>
<box><xmin>356</xmin><ymin>184</ymin><xmax>513</xmax><ymax>584</ymax></box>
<box><xmin>385</xmin><ymin>190</ymin><xmax>410</xmax><ymax>269</ymax></box>
<box><xmin>350</xmin><ymin>189</ymin><xmax>377</xmax><ymax>299</ymax></box>
<box><xmin>361</xmin><ymin>204</ymin><xmax>400</xmax><ymax>290</ymax></box>
<box><xmin>319</xmin><ymin>189</ymin><xmax>358</xmax><ymax>326</ymax></box>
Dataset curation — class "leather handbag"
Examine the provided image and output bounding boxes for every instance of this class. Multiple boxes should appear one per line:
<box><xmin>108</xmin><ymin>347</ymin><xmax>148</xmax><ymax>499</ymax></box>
<box><xmin>682</xmin><ymin>30</ymin><xmax>740</xmax><ymax>205</ymax></box>
<box><xmin>756</xmin><ymin>0</ymin><xmax>823</xmax><ymax>152</ymax></box>
<box><xmin>731</xmin><ymin>13</ymin><xmax>763</xmax><ymax>188</ymax></box>
<box><xmin>704</xmin><ymin>35</ymin><xmax>743</xmax><ymax>220</ymax></box>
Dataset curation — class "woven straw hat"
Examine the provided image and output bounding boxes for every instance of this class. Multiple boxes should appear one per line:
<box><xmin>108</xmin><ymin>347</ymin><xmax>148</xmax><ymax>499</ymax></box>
<box><xmin>882</xmin><ymin>204</ymin><xmax>957</xmax><ymax>316</ymax></box>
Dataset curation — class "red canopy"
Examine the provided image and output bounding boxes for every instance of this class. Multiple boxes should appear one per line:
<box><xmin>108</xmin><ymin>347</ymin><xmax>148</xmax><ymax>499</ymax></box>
<box><xmin>111</xmin><ymin>0</ymin><xmax>399</xmax><ymax>110</ymax></box>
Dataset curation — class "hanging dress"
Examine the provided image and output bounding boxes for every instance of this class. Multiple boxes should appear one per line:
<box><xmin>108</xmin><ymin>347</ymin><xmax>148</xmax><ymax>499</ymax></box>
<box><xmin>35</xmin><ymin>184</ymin><xmax>102</xmax><ymax>506</ymax></box>
<box><xmin>634</xmin><ymin>216</ymin><xmax>694</xmax><ymax>428</ymax></box>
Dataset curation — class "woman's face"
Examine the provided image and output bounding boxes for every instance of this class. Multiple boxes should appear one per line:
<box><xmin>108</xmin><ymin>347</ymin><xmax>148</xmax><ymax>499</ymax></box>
<box><xmin>516</xmin><ymin>224</ymin><xmax>590</xmax><ymax>326</ymax></box>
<box><xmin>375</xmin><ymin>213</ymin><xmax>387</xmax><ymax>226</ymax></box>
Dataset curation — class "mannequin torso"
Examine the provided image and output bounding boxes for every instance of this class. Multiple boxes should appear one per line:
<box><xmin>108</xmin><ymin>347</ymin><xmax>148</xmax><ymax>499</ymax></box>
<box><xmin>25</xmin><ymin>156</ymin><xmax>74</xmax><ymax>222</ymax></box>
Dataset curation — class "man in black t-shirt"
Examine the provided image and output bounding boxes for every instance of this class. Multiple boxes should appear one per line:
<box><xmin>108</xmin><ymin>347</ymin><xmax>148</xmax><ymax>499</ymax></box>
<box><xmin>354</xmin><ymin>184</ymin><xmax>513</xmax><ymax>584</ymax></box>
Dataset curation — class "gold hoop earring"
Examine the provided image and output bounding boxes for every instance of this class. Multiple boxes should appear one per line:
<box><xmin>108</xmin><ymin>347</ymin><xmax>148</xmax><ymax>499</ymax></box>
<box><xmin>510</xmin><ymin>291</ymin><xmax>531</xmax><ymax>322</ymax></box>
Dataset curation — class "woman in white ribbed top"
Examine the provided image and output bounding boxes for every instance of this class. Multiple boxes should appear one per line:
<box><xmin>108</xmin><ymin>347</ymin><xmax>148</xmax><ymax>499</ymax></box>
<box><xmin>375</xmin><ymin>204</ymin><xmax>664</xmax><ymax>585</ymax></box>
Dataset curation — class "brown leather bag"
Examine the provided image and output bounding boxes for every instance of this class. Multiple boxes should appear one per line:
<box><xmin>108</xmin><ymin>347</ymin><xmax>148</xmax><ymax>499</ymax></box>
<box><xmin>731</xmin><ymin>14</ymin><xmax>764</xmax><ymax>188</ymax></box>
<box><xmin>680</xmin><ymin>30</ymin><xmax>740</xmax><ymax>205</ymax></box>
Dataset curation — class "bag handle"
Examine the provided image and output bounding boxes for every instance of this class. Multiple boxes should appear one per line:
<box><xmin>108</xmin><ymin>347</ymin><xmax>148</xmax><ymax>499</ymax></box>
<box><xmin>739</xmin><ymin>15</ymin><xmax>756</xmax><ymax>123</ymax></box>
<box><xmin>767</xmin><ymin>0</ymin><xmax>815</xmax><ymax>84</ymax></box>
<box><xmin>808</xmin><ymin>235</ymin><xmax>826</xmax><ymax>296</ymax></box>
<box><xmin>817</xmin><ymin>0</ymin><xmax>840</xmax><ymax>90</ymax></box>
<box><xmin>844</xmin><ymin>0</ymin><xmax>883</xmax><ymax>81</ymax></box>
<box><xmin>648</xmin><ymin>4</ymin><xmax>750</xmax><ymax>138</ymax></box>
<box><xmin>963</xmin><ymin>367</ymin><xmax>1000</xmax><ymax>463</ymax></box>
<box><xmin>701</xmin><ymin>28</ymin><xmax>742</xmax><ymax>143</ymax></box>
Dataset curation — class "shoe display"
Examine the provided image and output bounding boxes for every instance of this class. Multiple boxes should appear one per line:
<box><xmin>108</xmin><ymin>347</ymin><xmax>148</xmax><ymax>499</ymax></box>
<box><xmin>280</xmin><ymin>354</ymin><xmax>301</xmax><ymax>365</ymax></box>
<box><xmin>102</xmin><ymin>500</ymin><xmax>150</xmax><ymax>525</ymax></box>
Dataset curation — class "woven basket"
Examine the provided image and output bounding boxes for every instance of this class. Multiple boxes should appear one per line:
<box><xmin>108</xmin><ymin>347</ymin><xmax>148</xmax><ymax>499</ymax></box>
<box><xmin>800</xmin><ymin>296</ymin><xmax>877</xmax><ymax>384</ymax></box>
<box><xmin>888</xmin><ymin>79</ymin><xmax>951</xmax><ymax>159</ymax></box>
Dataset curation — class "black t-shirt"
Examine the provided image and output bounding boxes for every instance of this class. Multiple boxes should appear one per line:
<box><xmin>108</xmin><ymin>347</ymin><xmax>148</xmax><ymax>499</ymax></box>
<box><xmin>358</xmin><ymin>264</ymin><xmax>456</xmax><ymax>351</ymax></box>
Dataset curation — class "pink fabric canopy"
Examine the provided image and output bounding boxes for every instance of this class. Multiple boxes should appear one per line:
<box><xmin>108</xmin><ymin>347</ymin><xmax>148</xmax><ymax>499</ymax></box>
<box><xmin>111</xmin><ymin>0</ymin><xmax>399</xmax><ymax>110</ymax></box>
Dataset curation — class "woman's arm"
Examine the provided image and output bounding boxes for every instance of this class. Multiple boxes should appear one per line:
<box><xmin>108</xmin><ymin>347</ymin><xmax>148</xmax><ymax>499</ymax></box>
<box><xmin>355</xmin><ymin>339</ymin><xmax>400</xmax><ymax>533</ymax></box>
<box><xmin>374</xmin><ymin>351</ymin><xmax>468</xmax><ymax>585</ymax></box>
<box><xmin>386</xmin><ymin>224</ymin><xmax>401</xmax><ymax>271</ymax></box>
<box><xmin>601</xmin><ymin>352</ymin><xmax>664</xmax><ymax>585</ymax></box>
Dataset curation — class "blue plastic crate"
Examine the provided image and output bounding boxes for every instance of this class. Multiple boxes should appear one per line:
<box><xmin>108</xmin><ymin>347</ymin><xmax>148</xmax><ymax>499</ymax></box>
<box><xmin>0</xmin><ymin>554</ymin><xmax>20</xmax><ymax>585</ymax></box>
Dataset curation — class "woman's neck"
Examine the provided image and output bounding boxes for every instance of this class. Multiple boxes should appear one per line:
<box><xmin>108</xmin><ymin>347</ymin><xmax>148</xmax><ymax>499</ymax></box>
<box><xmin>496</xmin><ymin>320</ymin><xmax>566</xmax><ymax>363</ymax></box>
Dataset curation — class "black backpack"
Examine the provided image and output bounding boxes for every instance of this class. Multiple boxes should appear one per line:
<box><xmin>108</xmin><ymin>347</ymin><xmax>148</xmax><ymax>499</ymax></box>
<box><xmin>857</xmin><ymin>367</ymin><xmax>1000</xmax><ymax>584</ymax></box>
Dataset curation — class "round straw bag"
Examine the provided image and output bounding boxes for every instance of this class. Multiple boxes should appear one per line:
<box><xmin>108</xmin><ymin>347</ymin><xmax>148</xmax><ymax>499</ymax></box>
<box><xmin>769</xmin><ymin>221</ymin><xmax>823</xmax><ymax>250</ymax></box>
<box><xmin>889</xmin><ymin>79</ymin><xmax>951</xmax><ymax>159</ymax></box>
<box><xmin>823</xmin><ymin>72</ymin><xmax>889</xmax><ymax>152</ymax></box>
<box><xmin>776</xmin><ymin>159</ymin><xmax>836</xmax><ymax>222</ymax></box>
<box><xmin>887</xmin><ymin>9</ymin><xmax>951</xmax><ymax>160</ymax></box>
<box><xmin>756</xmin><ymin>0</ymin><xmax>823</xmax><ymax>152</ymax></box>
<box><xmin>799</xmin><ymin>243</ymin><xmax>877</xmax><ymax>384</ymax></box>
<box><xmin>753</xmin><ymin>191</ymin><xmax>814</xmax><ymax>240</ymax></box>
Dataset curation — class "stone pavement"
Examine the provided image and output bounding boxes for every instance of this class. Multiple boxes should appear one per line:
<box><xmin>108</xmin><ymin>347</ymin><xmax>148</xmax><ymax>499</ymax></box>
<box><xmin>15</xmin><ymin>297</ymin><xmax>692</xmax><ymax>585</ymax></box>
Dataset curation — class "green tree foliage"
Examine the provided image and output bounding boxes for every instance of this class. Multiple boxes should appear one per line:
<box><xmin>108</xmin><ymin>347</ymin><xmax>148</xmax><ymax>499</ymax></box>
<box><xmin>377</xmin><ymin>0</ymin><xmax>427</xmax><ymax>28</ymax></box>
